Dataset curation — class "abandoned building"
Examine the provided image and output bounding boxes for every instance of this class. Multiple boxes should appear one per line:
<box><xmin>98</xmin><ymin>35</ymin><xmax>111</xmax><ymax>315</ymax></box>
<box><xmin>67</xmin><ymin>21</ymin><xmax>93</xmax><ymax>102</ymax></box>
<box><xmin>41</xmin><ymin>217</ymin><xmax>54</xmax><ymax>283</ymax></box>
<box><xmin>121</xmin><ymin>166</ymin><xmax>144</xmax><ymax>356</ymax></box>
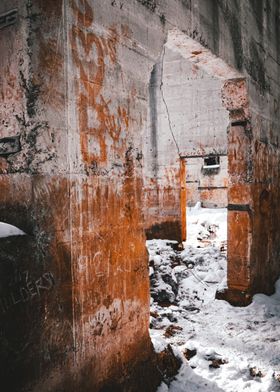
<box><xmin>0</xmin><ymin>0</ymin><xmax>280</xmax><ymax>391</ymax></box>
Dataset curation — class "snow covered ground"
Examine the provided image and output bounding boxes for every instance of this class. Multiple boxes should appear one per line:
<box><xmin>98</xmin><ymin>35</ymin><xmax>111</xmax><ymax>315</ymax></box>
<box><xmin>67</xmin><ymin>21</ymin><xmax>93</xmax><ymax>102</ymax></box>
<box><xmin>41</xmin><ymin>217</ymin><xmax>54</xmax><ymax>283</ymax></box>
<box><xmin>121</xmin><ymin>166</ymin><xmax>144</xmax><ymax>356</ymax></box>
<box><xmin>148</xmin><ymin>204</ymin><xmax>280</xmax><ymax>391</ymax></box>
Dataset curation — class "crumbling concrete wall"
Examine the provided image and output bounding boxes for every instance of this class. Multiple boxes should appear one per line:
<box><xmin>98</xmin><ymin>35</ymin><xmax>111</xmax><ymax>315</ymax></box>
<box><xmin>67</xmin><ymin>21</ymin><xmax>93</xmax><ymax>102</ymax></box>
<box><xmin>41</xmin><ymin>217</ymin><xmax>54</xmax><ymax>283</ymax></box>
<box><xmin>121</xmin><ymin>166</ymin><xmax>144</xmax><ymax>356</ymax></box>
<box><xmin>143</xmin><ymin>45</ymin><xmax>229</xmax><ymax>237</ymax></box>
<box><xmin>0</xmin><ymin>0</ymin><xmax>280</xmax><ymax>390</ymax></box>
<box><xmin>143</xmin><ymin>0</ymin><xmax>280</xmax><ymax>306</ymax></box>
<box><xmin>0</xmin><ymin>1</ymin><xmax>74</xmax><ymax>391</ymax></box>
<box><xmin>66</xmin><ymin>1</ymin><xmax>159</xmax><ymax>390</ymax></box>
<box><xmin>0</xmin><ymin>0</ymin><xmax>160</xmax><ymax>391</ymax></box>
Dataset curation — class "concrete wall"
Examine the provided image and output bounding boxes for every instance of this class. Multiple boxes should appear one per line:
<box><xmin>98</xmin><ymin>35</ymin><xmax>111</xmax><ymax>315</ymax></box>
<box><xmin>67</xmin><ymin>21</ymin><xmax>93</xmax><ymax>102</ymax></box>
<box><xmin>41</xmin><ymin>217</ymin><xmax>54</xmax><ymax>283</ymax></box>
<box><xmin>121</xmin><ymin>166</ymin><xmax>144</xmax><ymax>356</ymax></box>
<box><xmin>186</xmin><ymin>155</ymin><xmax>228</xmax><ymax>208</ymax></box>
<box><xmin>144</xmin><ymin>45</ymin><xmax>229</xmax><ymax>225</ymax></box>
<box><xmin>144</xmin><ymin>46</ymin><xmax>230</xmax><ymax>237</ymax></box>
<box><xmin>0</xmin><ymin>0</ymin><xmax>280</xmax><ymax>390</ymax></box>
<box><xmin>0</xmin><ymin>0</ymin><xmax>158</xmax><ymax>390</ymax></box>
<box><xmin>0</xmin><ymin>1</ymin><xmax>72</xmax><ymax>391</ymax></box>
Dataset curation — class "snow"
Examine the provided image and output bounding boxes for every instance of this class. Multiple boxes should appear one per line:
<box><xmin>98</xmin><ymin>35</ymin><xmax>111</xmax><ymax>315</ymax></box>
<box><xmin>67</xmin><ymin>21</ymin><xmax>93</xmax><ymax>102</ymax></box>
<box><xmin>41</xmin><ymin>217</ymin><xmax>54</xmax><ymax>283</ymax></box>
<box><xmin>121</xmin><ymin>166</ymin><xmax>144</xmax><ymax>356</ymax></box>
<box><xmin>148</xmin><ymin>204</ymin><xmax>280</xmax><ymax>391</ymax></box>
<box><xmin>0</xmin><ymin>222</ymin><xmax>26</xmax><ymax>238</ymax></box>
<box><xmin>186</xmin><ymin>202</ymin><xmax>227</xmax><ymax>247</ymax></box>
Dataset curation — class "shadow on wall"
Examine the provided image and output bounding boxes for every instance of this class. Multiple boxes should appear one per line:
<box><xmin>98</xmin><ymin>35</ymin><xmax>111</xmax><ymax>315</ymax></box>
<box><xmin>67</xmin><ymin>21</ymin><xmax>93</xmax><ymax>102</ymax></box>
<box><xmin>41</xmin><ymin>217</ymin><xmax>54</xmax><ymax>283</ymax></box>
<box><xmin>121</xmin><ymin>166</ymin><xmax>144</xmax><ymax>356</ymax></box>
<box><xmin>0</xmin><ymin>221</ymin><xmax>72</xmax><ymax>391</ymax></box>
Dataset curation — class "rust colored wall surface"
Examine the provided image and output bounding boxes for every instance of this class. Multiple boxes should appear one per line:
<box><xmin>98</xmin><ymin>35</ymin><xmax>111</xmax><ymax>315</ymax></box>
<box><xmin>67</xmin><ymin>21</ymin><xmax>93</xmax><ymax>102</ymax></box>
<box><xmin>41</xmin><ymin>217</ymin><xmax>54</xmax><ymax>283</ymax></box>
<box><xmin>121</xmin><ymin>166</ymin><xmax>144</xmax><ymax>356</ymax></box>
<box><xmin>0</xmin><ymin>0</ymin><xmax>160</xmax><ymax>390</ymax></box>
<box><xmin>67</xmin><ymin>1</ymin><xmax>158</xmax><ymax>389</ymax></box>
<box><xmin>222</xmin><ymin>75</ymin><xmax>280</xmax><ymax>302</ymax></box>
<box><xmin>1</xmin><ymin>0</ymin><xmax>280</xmax><ymax>390</ymax></box>
<box><xmin>0</xmin><ymin>0</ymin><xmax>74</xmax><ymax>390</ymax></box>
<box><xmin>144</xmin><ymin>166</ymin><xmax>183</xmax><ymax>242</ymax></box>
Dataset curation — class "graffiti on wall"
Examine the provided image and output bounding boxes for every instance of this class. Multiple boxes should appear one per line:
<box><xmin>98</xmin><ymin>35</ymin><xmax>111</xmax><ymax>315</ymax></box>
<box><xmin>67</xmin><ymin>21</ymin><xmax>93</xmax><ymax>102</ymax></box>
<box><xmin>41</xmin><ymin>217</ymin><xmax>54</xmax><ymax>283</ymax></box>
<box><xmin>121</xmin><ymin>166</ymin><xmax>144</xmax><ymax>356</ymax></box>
<box><xmin>0</xmin><ymin>9</ymin><xmax>17</xmax><ymax>30</ymax></box>
<box><xmin>71</xmin><ymin>0</ymin><xmax>129</xmax><ymax>169</ymax></box>
<box><xmin>0</xmin><ymin>269</ymin><xmax>55</xmax><ymax>314</ymax></box>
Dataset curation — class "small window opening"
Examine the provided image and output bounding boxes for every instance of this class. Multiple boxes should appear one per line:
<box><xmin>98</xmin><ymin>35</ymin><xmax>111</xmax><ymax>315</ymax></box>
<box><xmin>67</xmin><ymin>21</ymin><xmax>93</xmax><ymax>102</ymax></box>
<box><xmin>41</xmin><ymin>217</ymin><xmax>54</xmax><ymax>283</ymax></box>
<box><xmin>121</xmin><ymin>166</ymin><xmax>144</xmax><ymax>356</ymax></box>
<box><xmin>203</xmin><ymin>155</ymin><xmax>220</xmax><ymax>170</ymax></box>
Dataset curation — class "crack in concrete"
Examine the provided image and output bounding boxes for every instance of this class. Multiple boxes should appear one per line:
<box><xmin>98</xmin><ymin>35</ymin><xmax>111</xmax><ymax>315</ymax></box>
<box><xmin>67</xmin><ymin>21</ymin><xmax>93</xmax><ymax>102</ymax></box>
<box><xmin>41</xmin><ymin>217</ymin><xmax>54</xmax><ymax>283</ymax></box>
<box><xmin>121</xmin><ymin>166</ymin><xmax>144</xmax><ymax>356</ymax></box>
<box><xmin>160</xmin><ymin>45</ymin><xmax>181</xmax><ymax>158</ymax></box>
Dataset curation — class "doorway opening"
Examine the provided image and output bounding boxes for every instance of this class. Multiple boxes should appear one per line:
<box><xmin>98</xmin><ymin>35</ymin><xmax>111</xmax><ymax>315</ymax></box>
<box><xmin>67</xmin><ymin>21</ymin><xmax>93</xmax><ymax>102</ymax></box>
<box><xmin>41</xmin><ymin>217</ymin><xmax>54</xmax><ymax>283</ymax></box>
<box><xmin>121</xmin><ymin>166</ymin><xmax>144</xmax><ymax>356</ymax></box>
<box><xmin>145</xmin><ymin>28</ymin><xmax>233</xmax><ymax>301</ymax></box>
<box><xmin>183</xmin><ymin>149</ymin><xmax>228</xmax><ymax>258</ymax></box>
<box><xmin>145</xmin><ymin>29</ymin><xmax>253</xmax><ymax>388</ymax></box>
<box><xmin>146</xmin><ymin>31</ymin><xmax>251</xmax><ymax>343</ymax></box>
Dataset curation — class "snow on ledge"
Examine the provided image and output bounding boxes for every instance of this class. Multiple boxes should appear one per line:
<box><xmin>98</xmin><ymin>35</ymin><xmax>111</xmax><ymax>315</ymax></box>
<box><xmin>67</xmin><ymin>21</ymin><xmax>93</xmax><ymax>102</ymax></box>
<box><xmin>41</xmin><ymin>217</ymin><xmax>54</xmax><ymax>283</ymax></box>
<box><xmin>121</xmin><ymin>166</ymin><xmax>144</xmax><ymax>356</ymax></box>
<box><xmin>0</xmin><ymin>222</ymin><xmax>26</xmax><ymax>238</ymax></box>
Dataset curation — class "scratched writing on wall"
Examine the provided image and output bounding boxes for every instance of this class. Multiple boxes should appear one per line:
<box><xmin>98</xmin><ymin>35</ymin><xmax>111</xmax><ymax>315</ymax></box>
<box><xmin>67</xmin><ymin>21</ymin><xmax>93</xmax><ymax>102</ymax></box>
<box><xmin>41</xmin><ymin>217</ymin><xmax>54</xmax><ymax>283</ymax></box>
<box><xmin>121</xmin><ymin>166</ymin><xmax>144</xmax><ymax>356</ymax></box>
<box><xmin>0</xmin><ymin>9</ymin><xmax>18</xmax><ymax>30</ymax></box>
<box><xmin>0</xmin><ymin>271</ymin><xmax>55</xmax><ymax>314</ymax></box>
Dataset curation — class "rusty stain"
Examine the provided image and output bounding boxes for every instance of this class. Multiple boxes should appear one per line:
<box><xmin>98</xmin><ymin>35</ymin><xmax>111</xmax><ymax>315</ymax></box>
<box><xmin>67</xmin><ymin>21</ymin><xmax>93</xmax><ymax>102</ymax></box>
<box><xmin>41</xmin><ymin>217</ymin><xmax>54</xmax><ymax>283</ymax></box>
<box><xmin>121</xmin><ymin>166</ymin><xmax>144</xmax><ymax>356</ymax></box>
<box><xmin>227</xmin><ymin>210</ymin><xmax>252</xmax><ymax>289</ymax></box>
<box><xmin>68</xmin><ymin>0</ymin><xmax>157</xmax><ymax>389</ymax></box>
<box><xmin>71</xmin><ymin>0</ymin><xmax>129</xmax><ymax>167</ymax></box>
<box><xmin>0</xmin><ymin>0</ymin><xmax>279</xmax><ymax>389</ymax></box>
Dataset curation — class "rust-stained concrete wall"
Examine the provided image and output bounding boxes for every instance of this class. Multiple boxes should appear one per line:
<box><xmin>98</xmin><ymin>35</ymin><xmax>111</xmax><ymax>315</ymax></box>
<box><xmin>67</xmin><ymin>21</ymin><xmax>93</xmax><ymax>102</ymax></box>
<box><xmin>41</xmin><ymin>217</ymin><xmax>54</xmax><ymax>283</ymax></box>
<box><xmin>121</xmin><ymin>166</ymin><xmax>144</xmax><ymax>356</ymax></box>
<box><xmin>0</xmin><ymin>1</ymin><xmax>73</xmax><ymax>391</ymax></box>
<box><xmin>143</xmin><ymin>44</ymin><xmax>229</xmax><ymax>231</ymax></box>
<box><xmin>0</xmin><ymin>0</ymin><xmax>158</xmax><ymax>391</ymax></box>
<box><xmin>0</xmin><ymin>0</ymin><xmax>280</xmax><ymax>390</ymax></box>
<box><xmin>67</xmin><ymin>2</ymin><xmax>157</xmax><ymax>391</ymax></box>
